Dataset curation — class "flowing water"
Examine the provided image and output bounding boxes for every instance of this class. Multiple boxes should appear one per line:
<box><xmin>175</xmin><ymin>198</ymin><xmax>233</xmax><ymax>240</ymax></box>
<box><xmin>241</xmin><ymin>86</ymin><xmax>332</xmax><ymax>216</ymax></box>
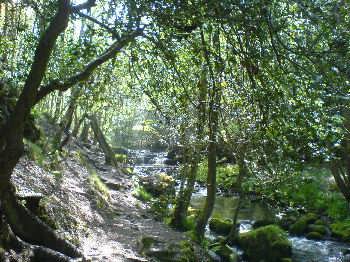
<box><xmin>130</xmin><ymin>150</ymin><xmax>350</xmax><ymax>262</ymax></box>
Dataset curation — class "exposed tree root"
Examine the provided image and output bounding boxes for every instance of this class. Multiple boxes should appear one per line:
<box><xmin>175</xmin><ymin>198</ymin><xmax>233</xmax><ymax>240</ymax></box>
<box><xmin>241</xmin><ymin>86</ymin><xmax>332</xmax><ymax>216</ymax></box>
<box><xmin>1</xmin><ymin>190</ymin><xmax>82</xmax><ymax>260</ymax></box>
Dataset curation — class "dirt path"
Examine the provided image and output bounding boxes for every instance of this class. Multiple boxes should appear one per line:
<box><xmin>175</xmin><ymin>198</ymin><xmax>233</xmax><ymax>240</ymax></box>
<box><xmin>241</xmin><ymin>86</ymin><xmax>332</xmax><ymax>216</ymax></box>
<box><xmin>11</xmin><ymin>142</ymin><xmax>188</xmax><ymax>261</ymax></box>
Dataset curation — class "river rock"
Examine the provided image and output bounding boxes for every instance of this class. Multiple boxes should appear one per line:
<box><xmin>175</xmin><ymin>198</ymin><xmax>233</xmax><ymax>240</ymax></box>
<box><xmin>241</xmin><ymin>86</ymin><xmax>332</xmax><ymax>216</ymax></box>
<box><xmin>139</xmin><ymin>173</ymin><xmax>175</xmax><ymax>197</ymax></box>
<box><xmin>306</xmin><ymin>231</ymin><xmax>323</xmax><ymax>240</ymax></box>
<box><xmin>307</xmin><ymin>224</ymin><xmax>328</xmax><ymax>236</ymax></box>
<box><xmin>209</xmin><ymin>218</ymin><xmax>233</xmax><ymax>236</ymax></box>
<box><xmin>289</xmin><ymin>213</ymin><xmax>318</xmax><ymax>235</ymax></box>
<box><xmin>112</xmin><ymin>147</ymin><xmax>128</xmax><ymax>155</ymax></box>
<box><xmin>209</xmin><ymin>241</ymin><xmax>238</xmax><ymax>262</ymax></box>
<box><xmin>138</xmin><ymin>236</ymin><xmax>202</xmax><ymax>262</ymax></box>
<box><xmin>253</xmin><ymin>219</ymin><xmax>276</xmax><ymax>229</ymax></box>
<box><xmin>239</xmin><ymin>225</ymin><xmax>292</xmax><ymax>262</ymax></box>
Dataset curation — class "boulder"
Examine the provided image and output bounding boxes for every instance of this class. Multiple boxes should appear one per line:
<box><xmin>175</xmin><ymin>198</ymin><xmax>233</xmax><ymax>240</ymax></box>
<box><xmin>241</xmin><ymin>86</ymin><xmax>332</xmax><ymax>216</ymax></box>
<box><xmin>239</xmin><ymin>225</ymin><xmax>292</xmax><ymax>262</ymax></box>
<box><xmin>253</xmin><ymin>219</ymin><xmax>276</xmax><ymax>229</ymax></box>
<box><xmin>307</xmin><ymin>225</ymin><xmax>328</xmax><ymax>236</ymax></box>
<box><xmin>209</xmin><ymin>241</ymin><xmax>238</xmax><ymax>262</ymax></box>
<box><xmin>209</xmin><ymin>218</ymin><xmax>233</xmax><ymax>236</ymax></box>
<box><xmin>112</xmin><ymin>147</ymin><xmax>128</xmax><ymax>155</ymax></box>
<box><xmin>138</xmin><ymin>236</ymin><xmax>202</xmax><ymax>262</ymax></box>
<box><xmin>306</xmin><ymin>232</ymin><xmax>323</xmax><ymax>240</ymax></box>
<box><xmin>139</xmin><ymin>173</ymin><xmax>175</xmax><ymax>197</ymax></box>
<box><xmin>289</xmin><ymin>213</ymin><xmax>318</xmax><ymax>235</ymax></box>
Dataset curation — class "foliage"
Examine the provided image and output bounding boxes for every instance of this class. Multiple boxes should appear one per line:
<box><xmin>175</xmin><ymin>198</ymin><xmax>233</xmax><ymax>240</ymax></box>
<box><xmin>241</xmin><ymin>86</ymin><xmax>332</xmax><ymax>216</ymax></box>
<box><xmin>197</xmin><ymin>161</ymin><xmax>239</xmax><ymax>190</ymax></box>
<box><xmin>330</xmin><ymin>220</ymin><xmax>350</xmax><ymax>242</ymax></box>
<box><xmin>114</xmin><ymin>153</ymin><xmax>128</xmax><ymax>164</ymax></box>
<box><xmin>258</xmin><ymin>167</ymin><xmax>349</xmax><ymax>220</ymax></box>
<box><xmin>24</xmin><ymin>139</ymin><xmax>45</xmax><ymax>166</ymax></box>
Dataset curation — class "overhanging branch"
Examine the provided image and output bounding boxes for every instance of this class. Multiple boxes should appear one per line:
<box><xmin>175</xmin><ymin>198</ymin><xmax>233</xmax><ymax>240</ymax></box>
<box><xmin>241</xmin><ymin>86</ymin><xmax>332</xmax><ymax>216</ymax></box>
<box><xmin>35</xmin><ymin>29</ymin><xmax>143</xmax><ymax>104</ymax></box>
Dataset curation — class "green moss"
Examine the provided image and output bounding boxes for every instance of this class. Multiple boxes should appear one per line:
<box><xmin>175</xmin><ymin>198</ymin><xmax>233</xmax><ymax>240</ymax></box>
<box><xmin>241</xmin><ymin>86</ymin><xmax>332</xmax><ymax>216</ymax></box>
<box><xmin>307</xmin><ymin>225</ymin><xmax>327</xmax><ymax>235</ymax></box>
<box><xmin>209</xmin><ymin>242</ymin><xmax>238</xmax><ymax>262</ymax></box>
<box><xmin>239</xmin><ymin>225</ymin><xmax>292</xmax><ymax>262</ymax></box>
<box><xmin>179</xmin><ymin>240</ymin><xmax>197</xmax><ymax>262</ymax></box>
<box><xmin>253</xmin><ymin>219</ymin><xmax>276</xmax><ymax>229</ymax></box>
<box><xmin>88</xmin><ymin>172</ymin><xmax>110</xmax><ymax>201</ymax></box>
<box><xmin>209</xmin><ymin>218</ymin><xmax>233</xmax><ymax>236</ymax></box>
<box><xmin>134</xmin><ymin>186</ymin><xmax>152</xmax><ymax>202</ymax></box>
<box><xmin>330</xmin><ymin>220</ymin><xmax>350</xmax><ymax>242</ymax></box>
<box><xmin>306</xmin><ymin>232</ymin><xmax>323</xmax><ymax>240</ymax></box>
<box><xmin>314</xmin><ymin>219</ymin><xmax>326</xmax><ymax>226</ymax></box>
<box><xmin>290</xmin><ymin>213</ymin><xmax>318</xmax><ymax>235</ymax></box>
<box><xmin>0</xmin><ymin>246</ymin><xmax>5</xmax><ymax>261</ymax></box>
<box><xmin>122</xmin><ymin>167</ymin><xmax>134</xmax><ymax>175</ymax></box>
<box><xmin>24</xmin><ymin>139</ymin><xmax>45</xmax><ymax>166</ymax></box>
<box><xmin>115</xmin><ymin>153</ymin><xmax>127</xmax><ymax>163</ymax></box>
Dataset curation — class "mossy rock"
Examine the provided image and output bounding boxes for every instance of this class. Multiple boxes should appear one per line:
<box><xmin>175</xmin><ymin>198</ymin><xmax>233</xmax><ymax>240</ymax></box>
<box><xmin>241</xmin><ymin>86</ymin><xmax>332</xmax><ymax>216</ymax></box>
<box><xmin>278</xmin><ymin>215</ymin><xmax>297</xmax><ymax>230</ymax></box>
<box><xmin>289</xmin><ymin>213</ymin><xmax>318</xmax><ymax>235</ymax></box>
<box><xmin>209</xmin><ymin>242</ymin><xmax>238</xmax><ymax>262</ymax></box>
<box><xmin>331</xmin><ymin>220</ymin><xmax>350</xmax><ymax>242</ymax></box>
<box><xmin>209</xmin><ymin>218</ymin><xmax>233</xmax><ymax>236</ymax></box>
<box><xmin>306</xmin><ymin>232</ymin><xmax>323</xmax><ymax>240</ymax></box>
<box><xmin>281</xmin><ymin>258</ymin><xmax>293</xmax><ymax>262</ymax></box>
<box><xmin>253</xmin><ymin>219</ymin><xmax>276</xmax><ymax>229</ymax></box>
<box><xmin>239</xmin><ymin>225</ymin><xmax>292</xmax><ymax>262</ymax></box>
<box><xmin>307</xmin><ymin>225</ymin><xmax>328</xmax><ymax>235</ymax></box>
<box><xmin>314</xmin><ymin>219</ymin><xmax>327</xmax><ymax>226</ymax></box>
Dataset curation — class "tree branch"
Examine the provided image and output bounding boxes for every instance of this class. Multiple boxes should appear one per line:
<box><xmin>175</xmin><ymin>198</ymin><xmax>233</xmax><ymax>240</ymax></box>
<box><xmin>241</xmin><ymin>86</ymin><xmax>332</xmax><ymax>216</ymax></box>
<box><xmin>72</xmin><ymin>0</ymin><xmax>96</xmax><ymax>11</ymax></box>
<box><xmin>35</xmin><ymin>29</ymin><xmax>143</xmax><ymax>104</ymax></box>
<box><xmin>73</xmin><ymin>10</ymin><xmax>119</xmax><ymax>39</ymax></box>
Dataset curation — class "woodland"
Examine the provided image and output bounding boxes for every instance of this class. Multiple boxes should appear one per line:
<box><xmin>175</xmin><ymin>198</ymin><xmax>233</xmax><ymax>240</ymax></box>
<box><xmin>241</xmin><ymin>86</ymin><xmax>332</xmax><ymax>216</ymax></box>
<box><xmin>0</xmin><ymin>0</ymin><xmax>349</xmax><ymax>261</ymax></box>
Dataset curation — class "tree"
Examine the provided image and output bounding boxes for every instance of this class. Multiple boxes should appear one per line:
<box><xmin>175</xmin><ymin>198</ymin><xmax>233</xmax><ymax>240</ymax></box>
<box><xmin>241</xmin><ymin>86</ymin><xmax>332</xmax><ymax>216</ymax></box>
<box><xmin>0</xmin><ymin>0</ymin><xmax>143</xmax><ymax>258</ymax></box>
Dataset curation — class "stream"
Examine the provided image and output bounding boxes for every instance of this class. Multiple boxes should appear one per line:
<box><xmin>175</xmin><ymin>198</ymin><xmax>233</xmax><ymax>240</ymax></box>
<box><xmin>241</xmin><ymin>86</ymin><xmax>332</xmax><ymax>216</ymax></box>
<box><xmin>129</xmin><ymin>150</ymin><xmax>350</xmax><ymax>262</ymax></box>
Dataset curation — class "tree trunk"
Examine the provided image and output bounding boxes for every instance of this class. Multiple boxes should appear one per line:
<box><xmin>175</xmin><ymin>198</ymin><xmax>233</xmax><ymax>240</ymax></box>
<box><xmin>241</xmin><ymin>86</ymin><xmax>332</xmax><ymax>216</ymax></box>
<box><xmin>54</xmin><ymin>88</ymin><xmax>81</xmax><ymax>151</ymax></box>
<box><xmin>171</xmin><ymin>160</ymin><xmax>198</xmax><ymax>229</ymax></box>
<box><xmin>72</xmin><ymin>112</ymin><xmax>85</xmax><ymax>137</ymax></box>
<box><xmin>80</xmin><ymin>121</ymin><xmax>90</xmax><ymax>142</ymax></box>
<box><xmin>195</xmin><ymin>27</ymin><xmax>221</xmax><ymax>241</ymax></box>
<box><xmin>1</xmin><ymin>189</ymin><xmax>81</xmax><ymax>258</ymax></box>
<box><xmin>331</xmin><ymin>108</ymin><xmax>350</xmax><ymax>203</ymax></box>
<box><xmin>225</xmin><ymin>155</ymin><xmax>246</xmax><ymax>245</ymax></box>
<box><xmin>171</xmin><ymin>69</ymin><xmax>207</xmax><ymax>230</ymax></box>
<box><xmin>195</xmin><ymin>136</ymin><xmax>217</xmax><ymax>240</ymax></box>
<box><xmin>89</xmin><ymin>114</ymin><xmax>118</xmax><ymax>168</ymax></box>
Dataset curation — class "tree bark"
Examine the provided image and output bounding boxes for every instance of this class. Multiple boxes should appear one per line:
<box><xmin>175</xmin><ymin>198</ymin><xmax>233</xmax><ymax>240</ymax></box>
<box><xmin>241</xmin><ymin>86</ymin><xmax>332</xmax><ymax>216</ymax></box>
<box><xmin>195</xmin><ymin>27</ymin><xmax>221</xmax><ymax>241</ymax></box>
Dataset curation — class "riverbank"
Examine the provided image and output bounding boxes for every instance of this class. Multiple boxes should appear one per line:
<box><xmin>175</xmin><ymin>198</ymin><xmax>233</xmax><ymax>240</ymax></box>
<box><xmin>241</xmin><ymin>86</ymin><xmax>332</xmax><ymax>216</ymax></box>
<box><xmin>130</xmin><ymin>150</ymin><xmax>350</xmax><ymax>262</ymax></box>
<box><xmin>7</xmin><ymin>142</ymin><xmax>205</xmax><ymax>261</ymax></box>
